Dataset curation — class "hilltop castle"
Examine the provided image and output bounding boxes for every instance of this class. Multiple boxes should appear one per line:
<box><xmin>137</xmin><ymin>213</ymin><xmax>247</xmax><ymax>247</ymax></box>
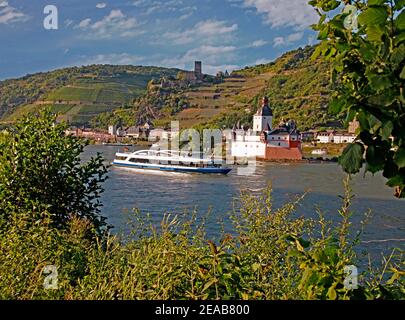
<box><xmin>231</xmin><ymin>97</ymin><xmax>302</xmax><ymax>161</ymax></box>
<box><xmin>183</xmin><ymin>61</ymin><xmax>204</xmax><ymax>82</ymax></box>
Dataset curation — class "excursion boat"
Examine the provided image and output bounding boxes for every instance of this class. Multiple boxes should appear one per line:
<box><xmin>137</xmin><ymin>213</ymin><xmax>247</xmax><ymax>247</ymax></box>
<box><xmin>112</xmin><ymin>149</ymin><xmax>232</xmax><ymax>175</ymax></box>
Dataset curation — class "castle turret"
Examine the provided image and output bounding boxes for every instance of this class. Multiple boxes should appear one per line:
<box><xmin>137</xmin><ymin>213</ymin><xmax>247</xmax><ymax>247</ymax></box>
<box><xmin>253</xmin><ymin>97</ymin><xmax>273</xmax><ymax>133</ymax></box>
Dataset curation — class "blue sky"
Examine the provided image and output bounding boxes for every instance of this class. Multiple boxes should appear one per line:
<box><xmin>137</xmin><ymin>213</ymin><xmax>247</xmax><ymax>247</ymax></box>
<box><xmin>0</xmin><ymin>0</ymin><xmax>320</xmax><ymax>80</ymax></box>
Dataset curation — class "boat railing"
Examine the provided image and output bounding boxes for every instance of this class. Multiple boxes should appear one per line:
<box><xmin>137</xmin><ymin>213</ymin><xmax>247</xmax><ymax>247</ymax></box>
<box><xmin>116</xmin><ymin>149</ymin><xmax>225</xmax><ymax>165</ymax></box>
<box><xmin>132</xmin><ymin>149</ymin><xmax>222</xmax><ymax>160</ymax></box>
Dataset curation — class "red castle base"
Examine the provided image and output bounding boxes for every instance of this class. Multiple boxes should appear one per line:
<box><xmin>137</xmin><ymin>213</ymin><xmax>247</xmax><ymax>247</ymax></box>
<box><xmin>259</xmin><ymin>146</ymin><xmax>303</xmax><ymax>161</ymax></box>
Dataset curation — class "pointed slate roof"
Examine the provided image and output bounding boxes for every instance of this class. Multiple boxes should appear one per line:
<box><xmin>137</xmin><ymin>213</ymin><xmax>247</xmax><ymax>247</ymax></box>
<box><xmin>255</xmin><ymin>96</ymin><xmax>273</xmax><ymax>117</ymax></box>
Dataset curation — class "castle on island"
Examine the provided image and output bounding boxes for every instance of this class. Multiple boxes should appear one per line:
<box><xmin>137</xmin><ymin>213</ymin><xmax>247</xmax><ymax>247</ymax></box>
<box><xmin>231</xmin><ymin>97</ymin><xmax>303</xmax><ymax>161</ymax></box>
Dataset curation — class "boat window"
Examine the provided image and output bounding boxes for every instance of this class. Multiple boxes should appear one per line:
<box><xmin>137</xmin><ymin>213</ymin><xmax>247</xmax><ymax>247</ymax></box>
<box><xmin>129</xmin><ymin>158</ymin><xmax>149</xmax><ymax>163</ymax></box>
<box><xmin>115</xmin><ymin>156</ymin><xmax>127</xmax><ymax>161</ymax></box>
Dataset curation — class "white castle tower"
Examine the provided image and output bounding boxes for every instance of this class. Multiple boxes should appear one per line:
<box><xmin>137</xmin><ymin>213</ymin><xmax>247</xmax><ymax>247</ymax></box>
<box><xmin>253</xmin><ymin>96</ymin><xmax>273</xmax><ymax>133</ymax></box>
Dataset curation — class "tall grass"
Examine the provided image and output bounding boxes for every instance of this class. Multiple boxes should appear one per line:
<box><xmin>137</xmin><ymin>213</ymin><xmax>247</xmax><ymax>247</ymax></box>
<box><xmin>0</xmin><ymin>181</ymin><xmax>403</xmax><ymax>300</ymax></box>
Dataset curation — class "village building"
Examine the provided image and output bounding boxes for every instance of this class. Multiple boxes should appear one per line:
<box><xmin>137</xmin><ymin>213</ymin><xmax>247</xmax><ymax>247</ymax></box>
<box><xmin>301</xmin><ymin>131</ymin><xmax>317</xmax><ymax>142</ymax></box>
<box><xmin>108</xmin><ymin>121</ymin><xmax>154</xmax><ymax>139</ymax></box>
<box><xmin>315</xmin><ymin>131</ymin><xmax>356</xmax><ymax>144</ymax></box>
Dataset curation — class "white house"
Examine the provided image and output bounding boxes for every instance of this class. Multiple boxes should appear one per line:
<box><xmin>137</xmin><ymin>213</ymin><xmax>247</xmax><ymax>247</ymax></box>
<box><xmin>108</xmin><ymin>125</ymin><xmax>117</xmax><ymax>136</ymax></box>
<box><xmin>316</xmin><ymin>132</ymin><xmax>333</xmax><ymax>143</ymax></box>
<box><xmin>316</xmin><ymin>131</ymin><xmax>356</xmax><ymax>144</ymax></box>
<box><xmin>266</xmin><ymin>128</ymin><xmax>301</xmax><ymax>148</ymax></box>
<box><xmin>333</xmin><ymin>133</ymin><xmax>356</xmax><ymax>144</ymax></box>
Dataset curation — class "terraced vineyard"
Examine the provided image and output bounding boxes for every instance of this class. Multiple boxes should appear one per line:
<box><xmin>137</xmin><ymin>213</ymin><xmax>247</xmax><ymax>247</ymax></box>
<box><xmin>170</xmin><ymin>46</ymin><xmax>338</xmax><ymax>130</ymax></box>
<box><xmin>1</xmin><ymin>45</ymin><xmax>340</xmax><ymax>130</ymax></box>
<box><xmin>0</xmin><ymin>65</ymin><xmax>180</xmax><ymax>126</ymax></box>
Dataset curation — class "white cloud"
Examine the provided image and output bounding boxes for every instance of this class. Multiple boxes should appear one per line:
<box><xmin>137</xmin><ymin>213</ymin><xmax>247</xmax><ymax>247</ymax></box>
<box><xmin>133</xmin><ymin>0</ymin><xmax>190</xmax><ymax>15</ymax></box>
<box><xmin>79</xmin><ymin>53</ymin><xmax>145</xmax><ymax>65</ymax></box>
<box><xmin>133</xmin><ymin>0</ymin><xmax>146</xmax><ymax>6</ymax></box>
<box><xmin>273</xmin><ymin>37</ymin><xmax>285</xmax><ymax>47</ymax></box>
<box><xmin>77</xmin><ymin>18</ymin><xmax>91</xmax><ymax>28</ymax></box>
<box><xmin>179</xmin><ymin>12</ymin><xmax>193</xmax><ymax>20</ymax></box>
<box><xmin>273</xmin><ymin>32</ymin><xmax>304</xmax><ymax>47</ymax></box>
<box><xmin>287</xmin><ymin>32</ymin><xmax>304</xmax><ymax>42</ymax></box>
<box><xmin>96</xmin><ymin>3</ymin><xmax>107</xmax><ymax>9</ymax></box>
<box><xmin>242</xmin><ymin>0</ymin><xmax>318</xmax><ymax>30</ymax></box>
<box><xmin>184</xmin><ymin>45</ymin><xmax>237</xmax><ymax>63</ymax></box>
<box><xmin>75</xmin><ymin>10</ymin><xmax>142</xmax><ymax>39</ymax></box>
<box><xmin>0</xmin><ymin>2</ymin><xmax>28</xmax><ymax>24</ymax></box>
<box><xmin>203</xmin><ymin>64</ymin><xmax>240</xmax><ymax>75</ymax></box>
<box><xmin>249</xmin><ymin>39</ymin><xmax>268</xmax><ymax>48</ymax></box>
<box><xmin>164</xmin><ymin>20</ymin><xmax>238</xmax><ymax>45</ymax></box>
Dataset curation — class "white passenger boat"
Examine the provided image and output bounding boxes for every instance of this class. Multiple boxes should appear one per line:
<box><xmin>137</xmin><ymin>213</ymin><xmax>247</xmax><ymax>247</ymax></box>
<box><xmin>112</xmin><ymin>149</ymin><xmax>232</xmax><ymax>174</ymax></box>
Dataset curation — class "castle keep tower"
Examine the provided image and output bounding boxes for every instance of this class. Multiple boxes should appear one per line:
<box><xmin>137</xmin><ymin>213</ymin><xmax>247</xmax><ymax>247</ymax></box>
<box><xmin>194</xmin><ymin>61</ymin><xmax>203</xmax><ymax>80</ymax></box>
<box><xmin>253</xmin><ymin>97</ymin><xmax>273</xmax><ymax>133</ymax></box>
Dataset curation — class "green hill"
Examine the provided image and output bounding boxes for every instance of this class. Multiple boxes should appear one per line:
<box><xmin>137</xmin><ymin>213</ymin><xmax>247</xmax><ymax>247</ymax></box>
<box><xmin>186</xmin><ymin>45</ymin><xmax>338</xmax><ymax>131</ymax></box>
<box><xmin>1</xmin><ymin>46</ymin><xmax>341</xmax><ymax>130</ymax></box>
<box><xmin>92</xmin><ymin>45</ymin><xmax>340</xmax><ymax>131</ymax></box>
<box><xmin>0</xmin><ymin>65</ymin><xmax>181</xmax><ymax>125</ymax></box>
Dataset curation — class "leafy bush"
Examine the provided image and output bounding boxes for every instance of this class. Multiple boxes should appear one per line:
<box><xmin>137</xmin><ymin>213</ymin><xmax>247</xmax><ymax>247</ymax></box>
<box><xmin>0</xmin><ymin>111</ymin><xmax>402</xmax><ymax>300</ymax></box>
<box><xmin>309</xmin><ymin>0</ymin><xmax>405</xmax><ymax>197</ymax></box>
<box><xmin>0</xmin><ymin>109</ymin><xmax>108</xmax><ymax>234</ymax></box>
<box><xmin>0</xmin><ymin>181</ymin><xmax>403</xmax><ymax>300</ymax></box>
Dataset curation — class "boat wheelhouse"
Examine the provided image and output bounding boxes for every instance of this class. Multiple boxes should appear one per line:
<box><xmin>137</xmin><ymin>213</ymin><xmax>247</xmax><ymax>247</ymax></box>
<box><xmin>112</xmin><ymin>149</ymin><xmax>232</xmax><ymax>175</ymax></box>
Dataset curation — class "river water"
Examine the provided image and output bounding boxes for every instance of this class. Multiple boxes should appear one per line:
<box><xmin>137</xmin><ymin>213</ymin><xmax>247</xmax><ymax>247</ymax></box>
<box><xmin>83</xmin><ymin>145</ymin><xmax>405</xmax><ymax>260</ymax></box>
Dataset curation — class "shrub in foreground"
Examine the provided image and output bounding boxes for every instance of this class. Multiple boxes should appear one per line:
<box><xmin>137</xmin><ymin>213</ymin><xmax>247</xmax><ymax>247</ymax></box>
<box><xmin>0</xmin><ymin>182</ymin><xmax>403</xmax><ymax>300</ymax></box>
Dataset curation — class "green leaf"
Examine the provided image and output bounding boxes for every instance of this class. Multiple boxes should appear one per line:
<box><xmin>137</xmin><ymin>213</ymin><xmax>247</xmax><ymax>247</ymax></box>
<box><xmin>383</xmin><ymin>160</ymin><xmax>399</xmax><ymax>178</ymax></box>
<box><xmin>368</xmin><ymin>88</ymin><xmax>398</xmax><ymax>106</ymax></box>
<box><xmin>395</xmin><ymin>30</ymin><xmax>405</xmax><ymax>46</ymax></box>
<box><xmin>329</xmin><ymin>97</ymin><xmax>345</xmax><ymax>114</ymax></box>
<box><xmin>394</xmin><ymin>0</ymin><xmax>405</xmax><ymax>11</ymax></box>
<box><xmin>369</xmin><ymin>0</ymin><xmax>386</xmax><ymax>5</ymax></box>
<box><xmin>327</xmin><ymin>286</ymin><xmax>337</xmax><ymax>300</ymax></box>
<box><xmin>400</xmin><ymin>66</ymin><xmax>405</xmax><ymax>79</ymax></box>
<box><xmin>381</xmin><ymin>121</ymin><xmax>394</xmax><ymax>140</ymax></box>
<box><xmin>252</xmin><ymin>263</ymin><xmax>261</xmax><ymax>272</ymax></box>
<box><xmin>394</xmin><ymin>0</ymin><xmax>405</xmax><ymax>10</ymax></box>
<box><xmin>357</xmin><ymin>111</ymin><xmax>370</xmax><ymax>130</ymax></box>
<box><xmin>358</xmin><ymin>6</ymin><xmax>389</xmax><ymax>27</ymax></box>
<box><xmin>201</xmin><ymin>279</ymin><xmax>217</xmax><ymax>293</ymax></box>
<box><xmin>390</xmin><ymin>45</ymin><xmax>405</xmax><ymax>66</ymax></box>
<box><xmin>366</xmin><ymin>145</ymin><xmax>386</xmax><ymax>173</ymax></box>
<box><xmin>366</xmin><ymin>25</ymin><xmax>385</xmax><ymax>41</ymax></box>
<box><xmin>339</xmin><ymin>142</ymin><xmax>365</xmax><ymax>174</ymax></box>
<box><xmin>367</xmin><ymin>73</ymin><xmax>393</xmax><ymax>91</ymax></box>
<box><xmin>386</xmin><ymin>175</ymin><xmax>403</xmax><ymax>187</ymax></box>
<box><xmin>394</xmin><ymin>147</ymin><xmax>405</xmax><ymax>168</ymax></box>
<box><xmin>395</xmin><ymin>10</ymin><xmax>405</xmax><ymax>30</ymax></box>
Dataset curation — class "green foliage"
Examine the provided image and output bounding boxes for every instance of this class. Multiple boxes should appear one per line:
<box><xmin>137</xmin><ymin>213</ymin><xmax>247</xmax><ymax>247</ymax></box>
<box><xmin>91</xmin><ymin>85</ymin><xmax>190</xmax><ymax>129</ymax></box>
<box><xmin>235</xmin><ymin>46</ymin><xmax>339</xmax><ymax>130</ymax></box>
<box><xmin>0</xmin><ymin>109</ymin><xmax>108</xmax><ymax>234</ymax></box>
<box><xmin>194</xmin><ymin>110</ymin><xmax>253</xmax><ymax>131</ymax></box>
<box><xmin>310</xmin><ymin>0</ymin><xmax>405</xmax><ymax>197</ymax></box>
<box><xmin>0</xmin><ymin>65</ymin><xmax>181</xmax><ymax>124</ymax></box>
<box><xmin>0</xmin><ymin>180</ymin><xmax>403</xmax><ymax>300</ymax></box>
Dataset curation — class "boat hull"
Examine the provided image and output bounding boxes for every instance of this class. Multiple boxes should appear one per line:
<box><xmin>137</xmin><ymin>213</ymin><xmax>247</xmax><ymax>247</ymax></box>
<box><xmin>112</xmin><ymin>161</ymin><xmax>231</xmax><ymax>174</ymax></box>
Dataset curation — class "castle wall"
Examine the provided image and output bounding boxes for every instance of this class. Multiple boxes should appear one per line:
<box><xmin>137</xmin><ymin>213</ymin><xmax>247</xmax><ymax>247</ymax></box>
<box><xmin>262</xmin><ymin>147</ymin><xmax>302</xmax><ymax>161</ymax></box>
